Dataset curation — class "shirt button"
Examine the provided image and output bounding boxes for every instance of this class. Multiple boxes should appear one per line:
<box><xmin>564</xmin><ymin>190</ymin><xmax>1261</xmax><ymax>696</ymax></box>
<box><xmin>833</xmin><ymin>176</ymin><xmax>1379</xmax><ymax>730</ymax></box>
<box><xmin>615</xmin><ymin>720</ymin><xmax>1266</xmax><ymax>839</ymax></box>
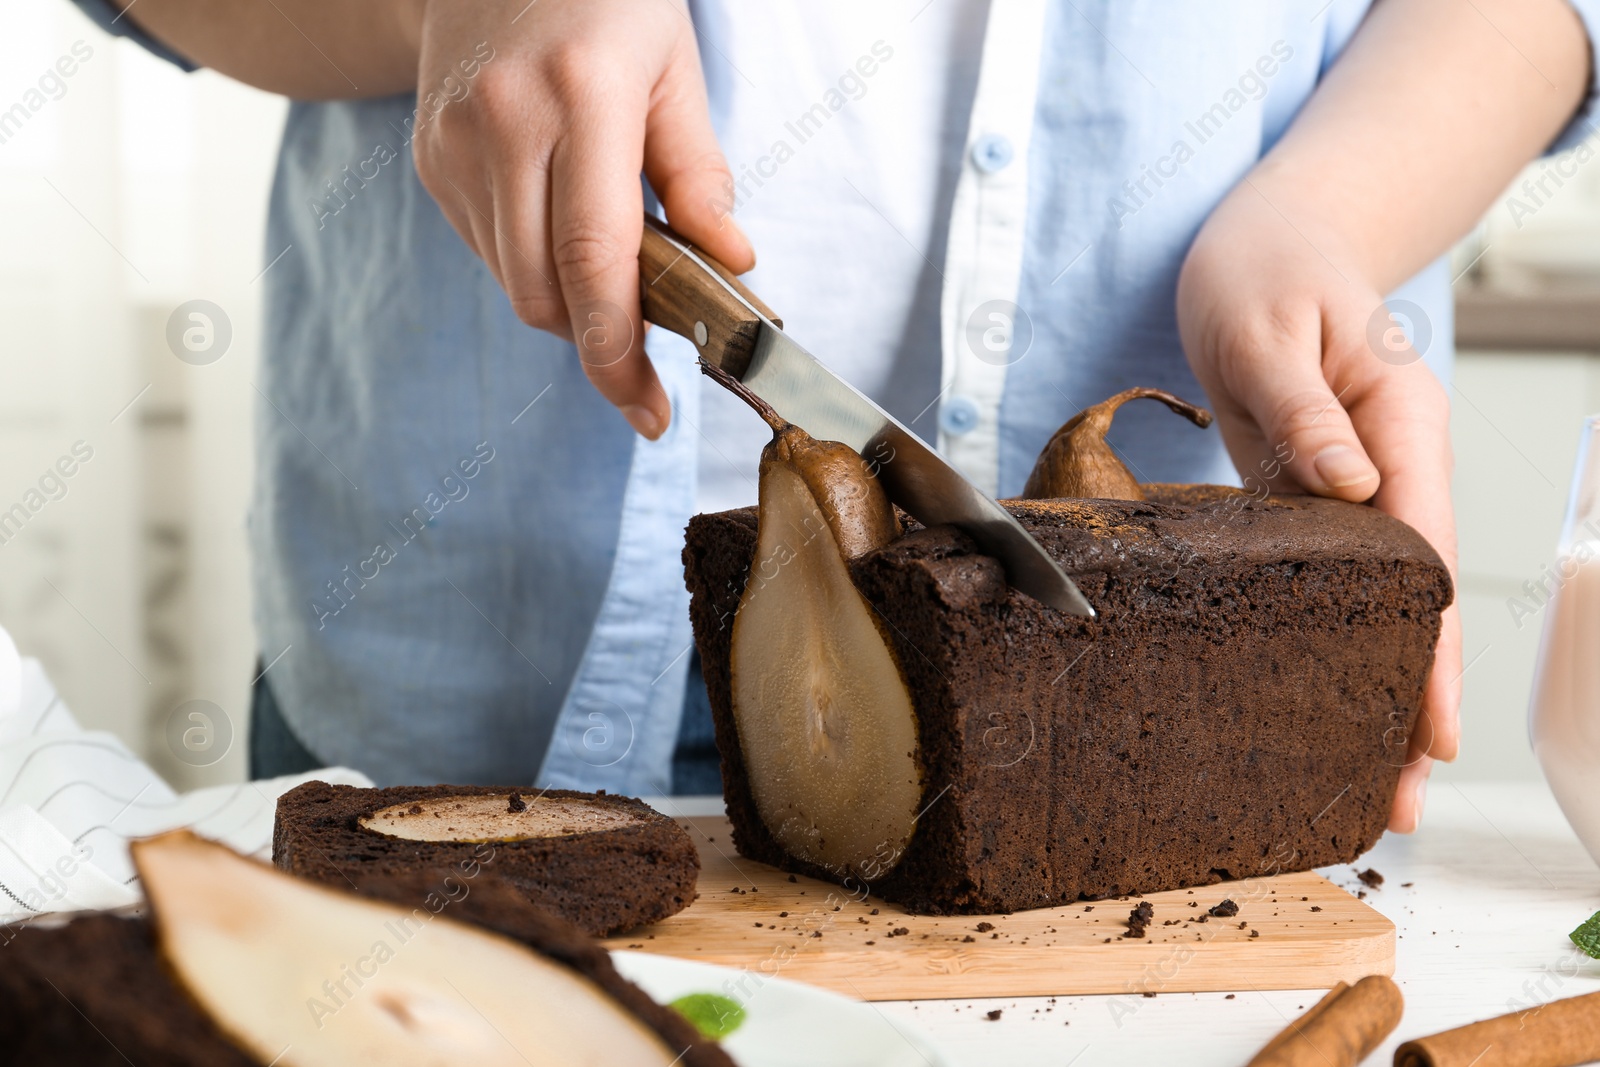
<box><xmin>940</xmin><ymin>396</ymin><xmax>981</xmax><ymax>436</ymax></box>
<box><xmin>970</xmin><ymin>134</ymin><xmax>1013</xmax><ymax>174</ymax></box>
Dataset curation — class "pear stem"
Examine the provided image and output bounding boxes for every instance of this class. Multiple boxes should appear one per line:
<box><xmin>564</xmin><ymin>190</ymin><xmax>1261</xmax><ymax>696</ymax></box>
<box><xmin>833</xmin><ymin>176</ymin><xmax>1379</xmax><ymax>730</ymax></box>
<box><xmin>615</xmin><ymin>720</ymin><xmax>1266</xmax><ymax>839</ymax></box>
<box><xmin>699</xmin><ymin>358</ymin><xmax>788</xmax><ymax>433</ymax></box>
<box><xmin>1094</xmin><ymin>387</ymin><xmax>1214</xmax><ymax>430</ymax></box>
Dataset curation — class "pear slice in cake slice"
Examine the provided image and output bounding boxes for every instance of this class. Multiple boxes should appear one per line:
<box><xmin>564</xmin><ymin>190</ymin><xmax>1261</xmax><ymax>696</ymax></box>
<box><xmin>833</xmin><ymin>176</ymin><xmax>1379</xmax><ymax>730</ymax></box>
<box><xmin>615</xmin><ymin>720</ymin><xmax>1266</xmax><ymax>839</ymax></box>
<box><xmin>132</xmin><ymin>831</ymin><xmax>692</xmax><ymax>1067</ymax></box>
<box><xmin>357</xmin><ymin>792</ymin><xmax>647</xmax><ymax>842</ymax></box>
<box><xmin>706</xmin><ymin>359</ymin><xmax>924</xmax><ymax>882</ymax></box>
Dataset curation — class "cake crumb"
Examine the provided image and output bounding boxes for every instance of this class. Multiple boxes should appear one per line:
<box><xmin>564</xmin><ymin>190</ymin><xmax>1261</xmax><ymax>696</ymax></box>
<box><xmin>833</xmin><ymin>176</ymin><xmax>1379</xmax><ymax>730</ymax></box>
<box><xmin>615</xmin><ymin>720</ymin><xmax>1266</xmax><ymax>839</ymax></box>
<box><xmin>1356</xmin><ymin>868</ymin><xmax>1384</xmax><ymax>889</ymax></box>
<box><xmin>1250</xmin><ymin>930</ymin><xmax>1260</xmax><ymax>938</ymax></box>
<box><xmin>1225</xmin><ymin>994</ymin><xmax>1236</xmax><ymax>1000</ymax></box>
<box><xmin>870</xmin><ymin>908</ymin><xmax>880</xmax><ymax>915</ymax></box>
<box><xmin>778</xmin><ymin>911</ymin><xmax>788</xmax><ymax>918</ymax></box>
<box><xmin>506</xmin><ymin>793</ymin><xmax>526</xmax><ymax>813</ymax></box>
<box><xmin>1209</xmin><ymin>899</ymin><xmax>1239</xmax><ymax>918</ymax></box>
<box><xmin>1083</xmin><ymin>905</ymin><xmax>1094</xmax><ymax>912</ymax></box>
<box><xmin>976</xmin><ymin>922</ymin><xmax>995</xmax><ymax>933</ymax></box>
<box><xmin>961</xmin><ymin>935</ymin><xmax>975</xmax><ymax>943</ymax></box>
<box><xmin>407</xmin><ymin>803</ymin><xmax>422</xmax><ymax>815</ymax></box>
<box><xmin>986</xmin><ymin>1009</ymin><xmax>1003</xmax><ymax>1021</ymax></box>
<box><xmin>788</xmin><ymin>875</ymin><xmax>798</xmax><ymax>883</ymax></box>
<box><xmin>1310</xmin><ymin>906</ymin><xmax>1322</xmax><ymax>912</ymax></box>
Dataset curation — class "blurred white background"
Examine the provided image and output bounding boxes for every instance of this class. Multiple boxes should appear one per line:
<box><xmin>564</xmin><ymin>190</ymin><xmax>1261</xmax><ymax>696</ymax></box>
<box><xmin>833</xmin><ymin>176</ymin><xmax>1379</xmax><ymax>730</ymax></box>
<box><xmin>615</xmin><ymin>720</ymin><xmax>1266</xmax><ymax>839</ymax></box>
<box><xmin>1</xmin><ymin>4</ymin><xmax>282</xmax><ymax>789</ymax></box>
<box><xmin>3</xmin><ymin>5</ymin><xmax>1599</xmax><ymax>789</ymax></box>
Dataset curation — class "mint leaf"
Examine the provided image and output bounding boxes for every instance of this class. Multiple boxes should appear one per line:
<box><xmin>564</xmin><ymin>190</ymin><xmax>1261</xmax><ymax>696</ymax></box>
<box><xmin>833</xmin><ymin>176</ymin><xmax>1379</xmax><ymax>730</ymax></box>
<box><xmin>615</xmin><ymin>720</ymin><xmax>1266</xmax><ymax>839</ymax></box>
<box><xmin>669</xmin><ymin>992</ymin><xmax>746</xmax><ymax>1040</ymax></box>
<box><xmin>1570</xmin><ymin>911</ymin><xmax>1600</xmax><ymax>959</ymax></box>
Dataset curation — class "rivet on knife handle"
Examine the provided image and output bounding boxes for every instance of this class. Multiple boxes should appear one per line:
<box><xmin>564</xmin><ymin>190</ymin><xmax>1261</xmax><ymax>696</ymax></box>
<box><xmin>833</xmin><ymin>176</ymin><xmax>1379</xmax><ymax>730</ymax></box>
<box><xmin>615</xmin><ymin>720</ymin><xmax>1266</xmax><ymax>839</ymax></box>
<box><xmin>638</xmin><ymin>214</ymin><xmax>781</xmax><ymax>379</ymax></box>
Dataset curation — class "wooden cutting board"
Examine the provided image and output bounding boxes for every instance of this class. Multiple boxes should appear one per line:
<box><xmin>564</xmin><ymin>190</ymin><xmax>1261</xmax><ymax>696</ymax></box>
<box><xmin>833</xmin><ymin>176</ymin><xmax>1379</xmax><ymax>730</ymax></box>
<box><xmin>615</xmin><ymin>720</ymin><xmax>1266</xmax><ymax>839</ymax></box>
<box><xmin>601</xmin><ymin>815</ymin><xmax>1394</xmax><ymax>1001</ymax></box>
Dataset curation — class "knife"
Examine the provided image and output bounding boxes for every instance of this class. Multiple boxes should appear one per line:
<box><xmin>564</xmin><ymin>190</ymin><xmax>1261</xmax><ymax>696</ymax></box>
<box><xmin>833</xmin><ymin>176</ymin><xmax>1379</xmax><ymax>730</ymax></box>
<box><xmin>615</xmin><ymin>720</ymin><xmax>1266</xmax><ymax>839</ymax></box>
<box><xmin>637</xmin><ymin>214</ymin><xmax>1094</xmax><ymax>617</ymax></box>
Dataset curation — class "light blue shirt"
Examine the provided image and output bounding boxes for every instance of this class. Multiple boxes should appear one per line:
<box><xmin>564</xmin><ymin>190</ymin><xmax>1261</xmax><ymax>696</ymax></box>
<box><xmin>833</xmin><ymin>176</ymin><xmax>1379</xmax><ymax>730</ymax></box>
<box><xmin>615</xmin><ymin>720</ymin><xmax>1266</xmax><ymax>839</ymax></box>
<box><xmin>73</xmin><ymin>0</ymin><xmax>1600</xmax><ymax>790</ymax></box>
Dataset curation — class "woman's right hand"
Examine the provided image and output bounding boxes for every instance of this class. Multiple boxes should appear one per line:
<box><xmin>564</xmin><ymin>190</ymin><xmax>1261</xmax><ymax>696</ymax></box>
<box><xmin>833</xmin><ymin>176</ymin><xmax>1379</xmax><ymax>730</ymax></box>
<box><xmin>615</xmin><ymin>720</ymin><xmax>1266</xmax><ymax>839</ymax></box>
<box><xmin>407</xmin><ymin>0</ymin><xmax>754</xmax><ymax>438</ymax></box>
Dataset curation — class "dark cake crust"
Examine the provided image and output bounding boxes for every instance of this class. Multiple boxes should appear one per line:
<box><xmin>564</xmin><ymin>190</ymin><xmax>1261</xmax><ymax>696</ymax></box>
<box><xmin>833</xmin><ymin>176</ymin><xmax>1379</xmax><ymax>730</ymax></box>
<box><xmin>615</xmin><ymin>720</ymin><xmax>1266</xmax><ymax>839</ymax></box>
<box><xmin>0</xmin><ymin>882</ymin><xmax>733</xmax><ymax>1067</ymax></box>
<box><xmin>273</xmin><ymin>782</ymin><xmax>699</xmax><ymax>937</ymax></box>
<box><xmin>683</xmin><ymin>487</ymin><xmax>1453</xmax><ymax>914</ymax></box>
<box><xmin>0</xmin><ymin>914</ymin><xmax>256</xmax><ymax>1067</ymax></box>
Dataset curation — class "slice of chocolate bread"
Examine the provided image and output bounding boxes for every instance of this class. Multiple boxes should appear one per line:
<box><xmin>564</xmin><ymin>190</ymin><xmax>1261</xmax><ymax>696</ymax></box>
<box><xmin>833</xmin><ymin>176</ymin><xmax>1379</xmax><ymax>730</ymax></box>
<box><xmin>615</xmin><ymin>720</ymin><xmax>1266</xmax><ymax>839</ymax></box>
<box><xmin>0</xmin><ymin>914</ymin><xmax>255</xmax><ymax>1067</ymax></box>
<box><xmin>274</xmin><ymin>782</ymin><xmax>698</xmax><ymax>936</ymax></box>
<box><xmin>683</xmin><ymin>486</ymin><xmax>1453</xmax><ymax>914</ymax></box>
<box><xmin>0</xmin><ymin>871</ymin><xmax>732</xmax><ymax>1066</ymax></box>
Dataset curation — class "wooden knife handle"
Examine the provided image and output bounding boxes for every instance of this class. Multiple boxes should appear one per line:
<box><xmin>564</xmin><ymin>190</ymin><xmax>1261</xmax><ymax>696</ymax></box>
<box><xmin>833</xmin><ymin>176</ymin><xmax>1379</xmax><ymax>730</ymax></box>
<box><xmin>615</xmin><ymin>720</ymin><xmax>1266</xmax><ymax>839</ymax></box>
<box><xmin>638</xmin><ymin>214</ymin><xmax>780</xmax><ymax>379</ymax></box>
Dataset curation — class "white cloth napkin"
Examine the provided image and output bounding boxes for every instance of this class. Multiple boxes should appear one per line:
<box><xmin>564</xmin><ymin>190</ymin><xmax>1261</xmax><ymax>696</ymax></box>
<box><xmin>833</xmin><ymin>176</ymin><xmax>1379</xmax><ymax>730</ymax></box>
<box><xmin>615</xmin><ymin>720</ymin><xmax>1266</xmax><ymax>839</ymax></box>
<box><xmin>0</xmin><ymin>626</ymin><xmax>371</xmax><ymax>924</ymax></box>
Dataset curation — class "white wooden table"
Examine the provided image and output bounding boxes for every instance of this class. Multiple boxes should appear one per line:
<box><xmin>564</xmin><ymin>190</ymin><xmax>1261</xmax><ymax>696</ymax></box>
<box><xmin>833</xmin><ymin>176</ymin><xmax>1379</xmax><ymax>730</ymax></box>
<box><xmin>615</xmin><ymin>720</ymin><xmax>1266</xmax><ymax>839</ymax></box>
<box><xmin>670</xmin><ymin>782</ymin><xmax>1600</xmax><ymax>1066</ymax></box>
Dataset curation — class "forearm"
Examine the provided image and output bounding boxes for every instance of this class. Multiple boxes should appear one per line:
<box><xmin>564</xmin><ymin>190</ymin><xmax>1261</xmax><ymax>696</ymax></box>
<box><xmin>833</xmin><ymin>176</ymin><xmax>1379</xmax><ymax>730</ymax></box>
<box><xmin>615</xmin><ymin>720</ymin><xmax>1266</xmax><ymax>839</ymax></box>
<box><xmin>111</xmin><ymin>0</ymin><xmax>425</xmax><ymax>98</ymax></box>
<box><xmin>1249</xmin><ymin>0</ymin><xmax>1590</xmax><ymax>292</ymax></box>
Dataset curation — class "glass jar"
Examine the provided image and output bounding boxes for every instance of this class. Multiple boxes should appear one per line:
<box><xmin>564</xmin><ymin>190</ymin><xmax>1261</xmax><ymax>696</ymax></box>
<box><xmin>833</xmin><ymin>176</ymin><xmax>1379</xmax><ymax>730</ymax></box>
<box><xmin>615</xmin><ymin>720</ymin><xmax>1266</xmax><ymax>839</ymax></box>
<box><xmin>1529</xmin><ymin>414</ymin><xmax>1600</xmax><ymax>868</ymax></box>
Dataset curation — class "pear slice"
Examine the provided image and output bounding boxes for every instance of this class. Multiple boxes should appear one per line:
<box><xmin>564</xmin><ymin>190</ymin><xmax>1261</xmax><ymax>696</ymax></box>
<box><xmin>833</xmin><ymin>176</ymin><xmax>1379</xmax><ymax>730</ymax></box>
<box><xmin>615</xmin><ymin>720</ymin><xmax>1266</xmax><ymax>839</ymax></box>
<box><xmin>132</xmin><ymin>831</ymin><xmax>681</xmax><ymax>1067</ymax></box>
<box><xmin>704</xmin><ymin>362</ymin><xmax>923</xmax><ymax>881</ymax></box>
<box><xmin>359</xmin><ymin>793</ymin><xmax>648</xmax><ymax>842</ymax></box>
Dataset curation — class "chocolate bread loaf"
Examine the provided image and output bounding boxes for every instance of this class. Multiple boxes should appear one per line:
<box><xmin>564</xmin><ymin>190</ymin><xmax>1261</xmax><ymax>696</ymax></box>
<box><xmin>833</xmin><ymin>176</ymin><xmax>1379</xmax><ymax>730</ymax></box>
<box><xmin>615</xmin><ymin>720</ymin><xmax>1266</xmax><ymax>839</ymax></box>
<box><xmin>0</xmin><ymin>874</ymin><xmax>732</xmax><ymax>1067</ymax></box>
<box><xmin>274</xmin><ymin>782</ymin><xmax>698</xmax><ymax>936</ymax></box>
<box><xmin>683</xmin><ymin>486</ymin><xmax>1453</xmax><ymax>914</ymax></box>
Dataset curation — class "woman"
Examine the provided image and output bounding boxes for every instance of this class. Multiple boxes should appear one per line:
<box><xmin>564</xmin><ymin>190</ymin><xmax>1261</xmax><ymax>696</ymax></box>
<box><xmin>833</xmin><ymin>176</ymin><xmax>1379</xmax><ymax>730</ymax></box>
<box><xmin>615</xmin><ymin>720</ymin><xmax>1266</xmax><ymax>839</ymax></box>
<box><xmin>72</xmin><ymin>0</ymin><xmax>1597</xmax><ymax>830</ymax></box>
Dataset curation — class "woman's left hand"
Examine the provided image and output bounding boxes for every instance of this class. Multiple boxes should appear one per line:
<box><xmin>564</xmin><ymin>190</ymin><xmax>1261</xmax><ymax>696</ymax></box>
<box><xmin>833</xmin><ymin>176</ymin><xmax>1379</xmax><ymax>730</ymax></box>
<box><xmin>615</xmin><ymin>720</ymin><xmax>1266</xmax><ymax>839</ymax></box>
<box><xmin>1177</xmin><ymin>177</ymin><xmax>1460</xmax><ymax>833</ymax></box>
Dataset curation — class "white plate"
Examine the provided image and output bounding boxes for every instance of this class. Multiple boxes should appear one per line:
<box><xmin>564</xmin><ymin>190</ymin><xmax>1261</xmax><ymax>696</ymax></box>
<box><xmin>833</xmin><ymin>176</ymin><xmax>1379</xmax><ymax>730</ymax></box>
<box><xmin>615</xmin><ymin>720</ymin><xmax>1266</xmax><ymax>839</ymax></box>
<box><xmin>611</xmin><ymin>951</ymin><xmax>959</xmax><ymax>1067</ymax></box>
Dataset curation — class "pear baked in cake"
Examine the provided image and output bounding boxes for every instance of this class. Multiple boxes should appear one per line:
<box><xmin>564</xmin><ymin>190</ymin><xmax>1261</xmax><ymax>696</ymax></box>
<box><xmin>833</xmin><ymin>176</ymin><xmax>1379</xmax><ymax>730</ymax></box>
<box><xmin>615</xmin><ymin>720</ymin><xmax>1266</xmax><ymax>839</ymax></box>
<box><xmin>273</xmin><ymin>782</ymin><xmax>699</xmax><ymax>936</ymax></box>
<box><xmin>0</xmin><ymin>832</ymin><xmax>732</xmax><ymax>1067</ymax></box>
<box><xmin>683</xmin><ymin>383</ymin><xmax>1453</xmax><ymax>914</ymax></box>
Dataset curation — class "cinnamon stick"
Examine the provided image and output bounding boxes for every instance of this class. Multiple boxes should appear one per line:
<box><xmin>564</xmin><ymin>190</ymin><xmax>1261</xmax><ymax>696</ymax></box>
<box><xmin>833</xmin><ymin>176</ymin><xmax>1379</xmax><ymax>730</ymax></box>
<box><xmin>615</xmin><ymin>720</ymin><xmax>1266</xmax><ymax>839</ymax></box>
<box><xmin>1246</xmin><ymin>975</ymin><xmax>1404</xmax><ymax>1067</ymax></box>
<box><xmin>1394</xmin><ymin>989</ymin><xmax>1600</xmax><ymax>1067</ymax></box>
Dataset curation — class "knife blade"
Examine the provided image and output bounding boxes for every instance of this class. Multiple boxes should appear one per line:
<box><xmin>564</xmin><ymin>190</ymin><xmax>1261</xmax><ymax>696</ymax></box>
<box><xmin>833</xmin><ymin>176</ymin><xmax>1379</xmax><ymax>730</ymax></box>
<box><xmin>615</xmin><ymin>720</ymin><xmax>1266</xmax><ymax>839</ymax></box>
<box><xmin>638</xmin><ymin>214</ymin><xmax>1094</xmax><ymax>617</ymax></box>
